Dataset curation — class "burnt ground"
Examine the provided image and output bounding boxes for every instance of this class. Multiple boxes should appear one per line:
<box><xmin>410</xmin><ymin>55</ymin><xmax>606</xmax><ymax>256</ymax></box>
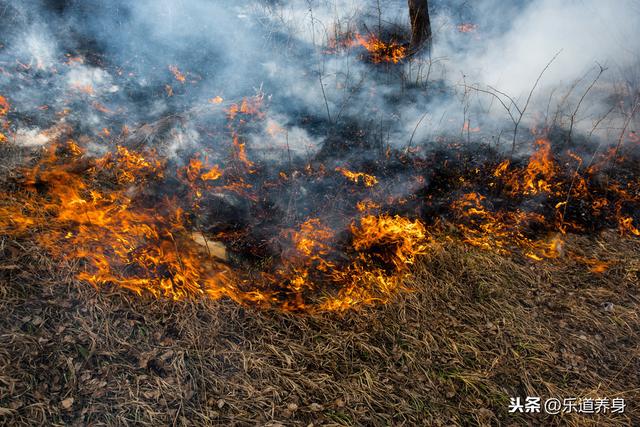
<box><xmin>0</xmin><ymin>231</ymin><xmax>638</xmax><ymax>426</ymax></box>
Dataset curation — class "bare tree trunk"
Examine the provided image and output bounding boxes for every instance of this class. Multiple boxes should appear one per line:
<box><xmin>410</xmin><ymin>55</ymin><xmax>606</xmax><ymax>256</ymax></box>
<box><xmin>408</xmin><ymin>0</ymin><xmax>431</xmax><ymax>50</ymax></box>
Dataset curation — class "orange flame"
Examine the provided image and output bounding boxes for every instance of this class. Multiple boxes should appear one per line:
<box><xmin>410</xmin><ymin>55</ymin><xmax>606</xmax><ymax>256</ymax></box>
<box><xmin>169</xmin><ymin>65</ymin><xmax>186</xmax><ymax>83</ymax></box>
<box><xmin>353</xmin><ymin>33</ymin><xmax>407</xmax><ymax>64</ymax></box>
<box><xmin>336</xmin><ymin>167</ymin><xmax>379</xmax><ymax>187</ymax></box>
<box><xmin>226</xmin><ymin>95</ymin><xmax>264</xmax><ymax>120</ymax></box>
<box><xmin>0</xmin><ymin>95</ymin><xmax>9</xmax><ymax>116</ymax></box>
<box><xmin>0</xmin><ymin>95</ymin><xmax>8</xmax><ymax>143</ymax></box>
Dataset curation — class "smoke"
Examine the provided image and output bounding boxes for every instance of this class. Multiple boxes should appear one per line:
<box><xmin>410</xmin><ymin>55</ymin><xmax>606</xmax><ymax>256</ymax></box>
<box><xmin>430</xmin><ymin>0</ymin><xmax>640</xmax><ymax>143</ymax></box>
<box><xmin>0</xmin><ymin>0</ymin><xmax>638</xmax><ymax>155</ymax></box>
<box><xmin>449</xmin><ymin>0</ymin><xmax>640</xmax><ymax>94</ymax></box>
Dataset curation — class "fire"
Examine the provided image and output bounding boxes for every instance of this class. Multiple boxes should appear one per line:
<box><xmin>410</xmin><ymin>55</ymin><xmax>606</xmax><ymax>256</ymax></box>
<box><xmin>92</xmin><ymin>101</ymin><xmax>112</xmax><ymax>114</ymax></box>
<box><xmin>0</xmin><ymin>131</ymin><xmax>435</xmax><ymax>311</ymax></box>
<box><xmin>321</xmin><ymin>215</ymin><xmax>429</xmax><ymax>311</ymax></box>
<box><xmin>279</xmin><ymin>218</ymin><xmax>336</xmax><ymax>286</ymax></box>
<box><xmin>169</xmin><ymin>65</ymin><xmax>186</xmax><ymax>83</ymax></box>
<box><xmin>291</xmin><ymin>218</ymin><xmax>334</xmax><ymax>257</ymax></box>
<box><xmin>226</xmin><ymin>95</ymin><xmax>264</xmax><ymax>120</ymax></box>
<box><xmin>352</xmin><ymin>215</ymin><xmax>427</xmax><ymax>266</ymax></box>
<box><xmin>462</xmin><ymin>121</ymin><xmax>481</xmax><ymax>132</ymax></box>
<box><xmin>354</xmin><ymin>33</ymin><xmax>407</xmax><ymax>64</ymax></box>
<box><xmin>326</xmin><ymin>32</ymin><xmax>408</xmax><ymax>63</ymax></box>
<box><xmin>2</xmin><ymin>126</ymin><xmax>639</xmax><ymax>311</ymax></box>
<box><xmin>1</xmin><ymin>71</ymin><xmax>639</xmax><ymax>312</ymax></box>
<box><xmin>69</xmin><ymin>83</ymin><xmax>95</xmax><ymax>96</ymax></box>
<box><xmin>514</xmin><ymin>139</ymin><xmax>560</xmax><ymax>195</ymax></box>
<box><xmin>451</xmin><ymin>192</ymin><xmax>545</xmax><ymax>253</ymax></box>
<box><xmin>618</xmin><ymin>216</ymin><xmax>640</xmax><ymax>236</ymax></box>
<box><xmin>493</xmin><ymin>159</ymin><xmax>510</xmax><ymax>177</ymax></box>
<box><xmin>0</xmin><ymin>95</ymin><xmax>8</xmax><ymax>116</ymax></box>
<box><xmin>336</xmin><ymin>167</ymin><xmax>379</xmax><ymax>187</ymax></box>
<box><xmin>0</xmin><ymin>143</ymin><xmax>234</xmax><ymax>300</ymax></box>
<box><xmin>356</xmin><ymin>200</ymin><xmax>380</xmax><ymax>212</ymax></box>
<box><xmin>232</xmin><ymin>134</ymin><xmax>254</xmax><ymax>169</ymax></box>
<box><xmin>3</xmin><ymin>2</ymin><xmax>640</xmax><ymax>318</ymax></box>
<box><xmin>491</xmin><ymin>139</ymin><xmax>561</xmax><ymax>196</ymax></box>
<box><xmin>96</xmin><ymin>145</ymin><xmax>164</xmax><ymax>185</ymax></box>
<box><xmin>201</xmin><ymin>165</ymin><xmax>222</xmax><ymax>181</ymax></box>
<box><xmin>0</xmin><ymin>95</ymin><xmax>8</xmax><ymax>143</ymax></box>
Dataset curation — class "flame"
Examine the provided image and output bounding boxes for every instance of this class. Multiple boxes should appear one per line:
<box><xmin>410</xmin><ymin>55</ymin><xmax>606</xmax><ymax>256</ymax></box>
<box><xmin>96</xmin><ymin>145</ymin><xmax>164</xmax><ymax>185</ymax></box>
<box><xmin>618</xmin><ymin>216</ymin><xmax>640</xmax><ymax>236</ymax></box>
<box><xmin>1</xmin><ymin>130</ymin><xmax>637</xmax><ymax>311</ymax></box>
<box><xmin>353</xmin><ymin>33</ymin><xmax>407</xmax><ymax>64</ymax></box>
<box><xmin>493</xmin><ymin>159</ymin><xmax>510</xmax><ymax>177</ymax></box>
<box><xmin>2</xmin><ymin>138</ymin><xmax>432</xmax><ymax>311</ymax></box>
<box><xmin>321</xmin><ymin>215</ymin><xmax>429</xmax><ymax>310</ymax></box>
<box><xmin>0</xmin><ymin>95</ymin><xmax>8</xmax><ymax>116</ymax></box>
<box><xmin>336</xmin><ymin>167</ymin><xmax>379</xmax><ymax>187</ymax></box>
<box><xmin>356</xmin><ymin>199</ymin><xmax>380</xmax><ymax>212</ymax></box>
<box><xmin>521</xmin><ymin>139</ymin><xmax>559</xmax><ymax>195</ymax></box>
<box><xmin>450</xmin><ymin>192</ymin><xmax>565</xmax><ymax>260</ymax></box>
<box><xmin>325</xmin><ymin>32</ymin><xmax>407</xmax><ymax>63</ymax></box>
<box><xmin>493</xmin><ymin>139</ymin><xmax>561</xmax><ymax>196</ymax></box>
<box><xmin>291</xmin><ymin>218</ymin><xmax>334</xmax><ymax>258</ymax></box>
<box><xmin>0</xmin><ymin>95</ymin><xmax>8</xmax><ymax>143</ymax></box>
<box><xmin>92</xmin><ymin>101</ymin><xmax>112</xmax><ymax>114</ymax></box>
<box><xmin>352</xmin><ymin>215</ymin><xmax>427</xmax><ymax>265</ymax></box>
<box><xmin>70</xmin><ymin>83</ymin><xmax>95</xmax><ymax>96</ymax></box>
<box><xmin>0</xmin><ymin>144</ymin><xmax>234</xmax><ymax>300</ymax></box>
<box><xmin>169</xmin><ymin>65</ymin><xmax>186</xmax><ymax>83</ymax></box>
<box><xmin>226</xmin><ymin>95</ymin><xmax>264</xmax><ymax>120</ymax></box>
<box><xmin>278</xmin><ymin>218</ymin><xmax>336</xmax><ymax>289</ymax></box>
<box><xmin>232</xmin><ymin>134</ymin><xmax>254</xmax><ymax>169</ymax></box>
<box><xmin>201</xmin><ymin>165</ymin><xmax>222</xmax><ymax>181</ymax></box>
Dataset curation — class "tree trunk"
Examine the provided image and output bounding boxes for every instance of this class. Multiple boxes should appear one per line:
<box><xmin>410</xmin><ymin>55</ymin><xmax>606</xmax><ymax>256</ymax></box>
<box><xmin>408</xmin><ymin>0</ymin><xmax>431</xmax><ymax>50</ymax></box>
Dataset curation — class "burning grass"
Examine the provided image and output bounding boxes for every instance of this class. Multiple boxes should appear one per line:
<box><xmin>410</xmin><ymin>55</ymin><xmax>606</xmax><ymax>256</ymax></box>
<box><xmin>326</xmin><ymin>32</ymin><xmax>409</xmax><ymax>64</ymax></box>
<box><xmin>0</xmin><ymin>111</ymin><xmax>639</xmax><ymax>311</ymax></box>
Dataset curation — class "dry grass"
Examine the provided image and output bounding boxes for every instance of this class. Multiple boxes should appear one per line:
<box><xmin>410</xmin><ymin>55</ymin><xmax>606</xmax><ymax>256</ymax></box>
<box><xmin>0</xmin><ymin>231</ymin><xmax>638</xmax><ymax>426</ymax></box>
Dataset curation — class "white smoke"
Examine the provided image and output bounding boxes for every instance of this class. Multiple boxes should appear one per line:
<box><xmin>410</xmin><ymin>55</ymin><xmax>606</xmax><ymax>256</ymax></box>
<box><xmin>0</xmin><ymin>0</ymin><xmax>638</xmax><ymax>154</ymax></box>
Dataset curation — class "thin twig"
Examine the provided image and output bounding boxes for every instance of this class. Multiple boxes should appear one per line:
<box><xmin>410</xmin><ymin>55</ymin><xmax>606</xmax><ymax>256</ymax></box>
<box><xmin>567</xmin><ymin>63</ymin><xmax>606</xmax><ymax>144</ymax></box>
<box><xmin>512</xmin><ymin>49</ymin><xmax>562</xmax><ymax>155</ymax></box>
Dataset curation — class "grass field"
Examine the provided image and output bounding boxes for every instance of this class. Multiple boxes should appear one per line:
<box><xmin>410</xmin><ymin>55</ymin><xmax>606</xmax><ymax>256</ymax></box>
<box><xmin>1</xmin><ymin>231</ymin><xmax>638</xmax><ymax>426</ymax></box>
